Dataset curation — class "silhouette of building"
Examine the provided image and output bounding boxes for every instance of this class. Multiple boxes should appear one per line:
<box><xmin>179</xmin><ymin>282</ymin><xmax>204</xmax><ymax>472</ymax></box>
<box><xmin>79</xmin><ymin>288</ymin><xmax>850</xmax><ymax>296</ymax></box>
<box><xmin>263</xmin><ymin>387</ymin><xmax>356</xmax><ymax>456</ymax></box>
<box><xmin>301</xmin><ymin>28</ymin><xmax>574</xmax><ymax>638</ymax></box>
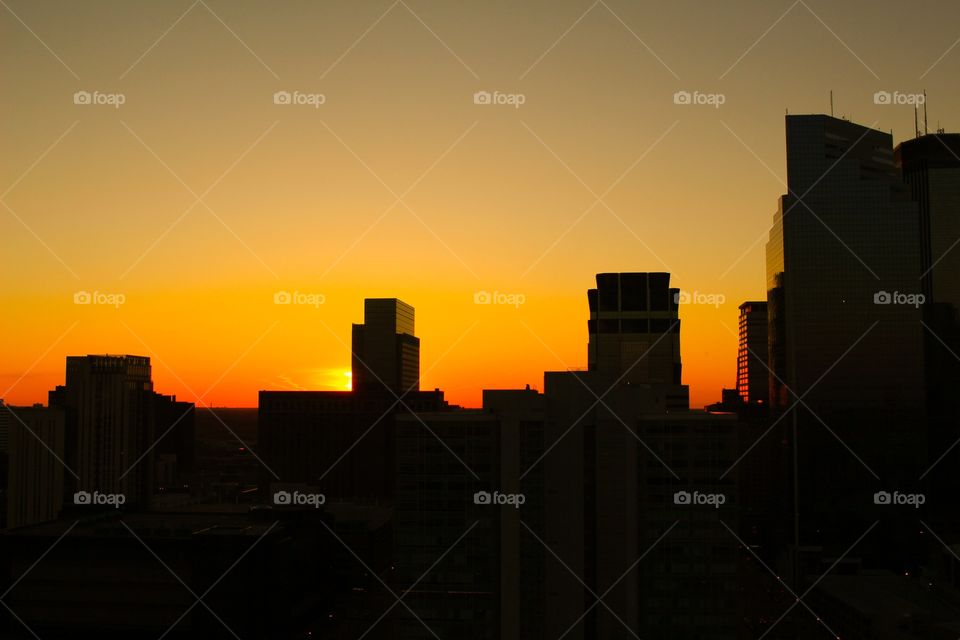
<box><xmin>153</xmin><ymin>394</ymin><xmax>195</xmax><ymax>491</ymax></box>
<box><xmin>260</xmin><ymin>299</ymin><xmax>446</xmax><ymax>503</ymax></box>
<box><xmin>737</xmin><ymin>301</ymin><xmax>769</xmax><ymax>405</ymax></box>
<box><xmin>896</xmin><ymin>132</ymin><xmax>960</xmax><ymax>527</ymax></box>
<box><xmin>765</xmin><ymin>115</ymin><xmax>928</xmax><ymax>566</ymax></box>
<box><xmin>5</xmin><ymin>405</ymin><xmax>65</xmax><ymax>528</ymax></box>
<box><xmin>587</xmin><ymin>272</ymin><xmax>688</xmax><ymax>410</ymax></box>
<box><xmin>48</xmin><ymin>355</ymin><xmax>172</xmax><ymax>509</ymax></box>
<box><xmin>766</xmin><ymin>115</ymin><xmax>925</xmax><ymax>412</ymax></box>
<box><xmin>352</xmin><ymin>298</ymin><xmax>419</xmax><ymax>394</ymax></box>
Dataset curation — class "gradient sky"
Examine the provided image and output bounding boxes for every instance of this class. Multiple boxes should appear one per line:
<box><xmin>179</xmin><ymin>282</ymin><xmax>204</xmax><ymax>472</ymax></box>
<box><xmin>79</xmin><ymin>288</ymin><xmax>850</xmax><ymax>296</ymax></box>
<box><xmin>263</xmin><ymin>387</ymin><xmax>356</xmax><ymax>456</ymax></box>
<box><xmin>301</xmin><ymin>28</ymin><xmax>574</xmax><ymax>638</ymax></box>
<box><xmin>2</xmin><ymin>0</ymin><xmax>958</xmax><ymax>408</ymax></box>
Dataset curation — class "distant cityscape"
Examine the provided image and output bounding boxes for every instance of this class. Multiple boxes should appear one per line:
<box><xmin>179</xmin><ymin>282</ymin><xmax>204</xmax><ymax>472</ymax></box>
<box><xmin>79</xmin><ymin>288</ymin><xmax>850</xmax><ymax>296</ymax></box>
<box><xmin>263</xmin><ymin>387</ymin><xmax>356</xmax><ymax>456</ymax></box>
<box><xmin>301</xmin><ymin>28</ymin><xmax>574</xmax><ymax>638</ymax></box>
<box><xmin>1</xmin><ymin>115</ymin><xmax>959</xmax><ymax>639</ymax></box>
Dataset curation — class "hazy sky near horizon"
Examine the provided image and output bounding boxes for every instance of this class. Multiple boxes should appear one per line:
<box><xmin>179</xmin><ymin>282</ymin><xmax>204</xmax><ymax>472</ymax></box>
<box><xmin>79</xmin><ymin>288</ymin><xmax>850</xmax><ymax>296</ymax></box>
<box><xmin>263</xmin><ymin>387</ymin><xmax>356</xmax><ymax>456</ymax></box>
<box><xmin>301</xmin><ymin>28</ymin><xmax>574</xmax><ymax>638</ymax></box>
<box><xmin>2</xmin><ymin>0</ymin><xmax>959</xmax><ymax>408</ymax></box>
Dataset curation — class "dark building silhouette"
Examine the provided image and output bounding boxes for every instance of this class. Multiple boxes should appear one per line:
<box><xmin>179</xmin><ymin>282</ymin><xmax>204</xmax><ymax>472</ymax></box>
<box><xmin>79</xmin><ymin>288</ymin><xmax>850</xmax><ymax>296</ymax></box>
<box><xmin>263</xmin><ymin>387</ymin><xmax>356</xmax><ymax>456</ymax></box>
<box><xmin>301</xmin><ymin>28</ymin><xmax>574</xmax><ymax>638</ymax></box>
<box><xmin>737</xmin><ymin>301</ymin><xmax>768</xmax><ymax>405</ymax></box>
<box><xmin>49</xmin><ymin>355</ymin><xmax>156</xmax><ymax>509</ymax></box>
<box><xmin>153</xmin><ymin>394</ymin><xmax>195</xmax><ymax>491</ymax></box>
<box><xmin>587</xmin><ymin>272</ymin><xmax>688</xmax><ymax>410</ymax></box>
<box><xmin>765</xmin><ymin>115</ymin><xmax>928</xmax><ymax>573</ymax></box>
<box><xmin>352</xmin><ymin>298</ymin><xmax>419</xmax><ymax>394</ymax></box>
<box><xmin>766</xmin><ymin>115</ymin><xmax>925</xmax><ymax>413</ymax></box>
<box><xmin>260</xmin><ymin>299</ymin><xmax>447</xmax><ymax>503</ymax></box>
<box><xmin>4</xmin><ymin>404</ymin><xmax>65</xmax><ymax>528</ymax></box>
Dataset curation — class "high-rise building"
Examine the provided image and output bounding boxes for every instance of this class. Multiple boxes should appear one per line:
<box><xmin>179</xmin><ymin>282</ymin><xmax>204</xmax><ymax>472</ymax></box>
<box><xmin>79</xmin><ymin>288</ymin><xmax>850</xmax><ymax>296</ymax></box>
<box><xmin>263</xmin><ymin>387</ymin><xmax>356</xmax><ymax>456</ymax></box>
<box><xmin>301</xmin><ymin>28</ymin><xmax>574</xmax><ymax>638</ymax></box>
<box><xmin>895</xmin><ymin>133</ymin><xmax>960</xmax><ymax>310</ymax></box>
<box><xmin>5</xmin><ymin>404</ymin><xmax>65</xmax><ymax>528</ymax></box>
<box><xmin>765</xmin><ymin>115</ymin><xmax>927</xmax><ymax>559</ymax></box>
<box><xmin>587</xmin><ymin>272</ymin><xmax>688</xmax><ymax>409</ymax></box>
<box><xmin>49</xmin><ymin>355</ymin><xmax>156</xmax><ymax>508</ymax></box>
<box><xmin>351</xmin><ymin>298</ymin><xmax>419</xmax><ymax>394</ymax></box>
<box><xmin>737</xmin><ymin>301</ymin><xmax>769</xmax><ymax>405</ymax></box>
<box><xmin>766</xmin><ymin>115</ymin><xmax>925</xmax><ymax>412</ymax></box>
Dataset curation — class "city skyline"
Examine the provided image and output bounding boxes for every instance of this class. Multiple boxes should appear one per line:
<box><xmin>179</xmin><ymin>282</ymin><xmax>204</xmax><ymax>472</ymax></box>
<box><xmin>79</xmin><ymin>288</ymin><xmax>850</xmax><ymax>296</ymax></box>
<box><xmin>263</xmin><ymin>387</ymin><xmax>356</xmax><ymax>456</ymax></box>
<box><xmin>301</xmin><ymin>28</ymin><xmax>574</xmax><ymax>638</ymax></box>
<box><xmin>3</xmin><ymin>0</ymin><xmax>960</xmax><ymax>409</ymax></box>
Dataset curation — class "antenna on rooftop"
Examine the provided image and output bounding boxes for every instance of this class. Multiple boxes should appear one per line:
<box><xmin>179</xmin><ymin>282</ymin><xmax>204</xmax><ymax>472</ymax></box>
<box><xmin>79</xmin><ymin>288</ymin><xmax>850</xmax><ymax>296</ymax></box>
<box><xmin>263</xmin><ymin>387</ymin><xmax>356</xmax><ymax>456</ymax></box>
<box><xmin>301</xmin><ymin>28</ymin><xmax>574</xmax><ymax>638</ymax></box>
<box><xmin>923</xmin><ymin>90</ymin><xmax>928</xmax><ymax>136</ymax></box>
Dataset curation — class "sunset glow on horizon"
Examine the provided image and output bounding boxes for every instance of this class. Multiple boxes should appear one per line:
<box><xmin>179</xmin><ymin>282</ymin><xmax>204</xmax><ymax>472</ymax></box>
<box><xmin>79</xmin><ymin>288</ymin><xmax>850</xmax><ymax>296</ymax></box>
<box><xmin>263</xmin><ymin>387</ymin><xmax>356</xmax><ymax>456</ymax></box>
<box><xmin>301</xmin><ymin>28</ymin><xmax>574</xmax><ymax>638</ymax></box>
<box><xmin>3</xmin><ymin>0</ymin><xmax>958</xmax><ymax>409</ymax></box>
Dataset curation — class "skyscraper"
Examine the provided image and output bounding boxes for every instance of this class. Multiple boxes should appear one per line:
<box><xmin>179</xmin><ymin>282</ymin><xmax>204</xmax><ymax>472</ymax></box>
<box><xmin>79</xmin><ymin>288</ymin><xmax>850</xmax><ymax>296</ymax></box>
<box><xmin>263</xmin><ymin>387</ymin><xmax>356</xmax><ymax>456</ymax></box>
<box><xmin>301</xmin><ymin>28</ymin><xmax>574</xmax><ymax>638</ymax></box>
<box><xmin>895</xmin><ymin>132</ymin><xmax>960</xmax><ymax>310</ymax></box>
<box><xmin>351</xmin><ymin>298</ymin><xmax>419</xmax><ymax>394</ymax></box>
<box><xmin>766</xmin><ymin>115</ymin><xmax>925</xmax><ymax>412</ymax></box>
<box><xmin>49</xmin><ymin>355</ymin><xmax>156</xmax><ymax>508</ymax></box>
<box><xmin>737</xmin><ymin>301</ymin><xmax>768</xmax><ymax>405</ymax></box>
<box><xmin>587</xmin><ymin>272</ymin><xmax>688</xmax><ymax>409</ymax></box>
<box><xmin>5</xmin><ymin>404</ymin><xmax>65</xmax><ymax>528</ymax></box>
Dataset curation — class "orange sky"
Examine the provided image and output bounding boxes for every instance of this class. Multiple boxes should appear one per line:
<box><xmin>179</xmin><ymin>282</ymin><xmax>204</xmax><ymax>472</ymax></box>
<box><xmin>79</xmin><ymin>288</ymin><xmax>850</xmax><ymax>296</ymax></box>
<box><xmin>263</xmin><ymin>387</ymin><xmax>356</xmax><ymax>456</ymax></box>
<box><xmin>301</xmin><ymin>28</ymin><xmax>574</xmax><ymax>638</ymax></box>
<box><xmin>2</xmin><ymin>0</ymin><xmax>958</xmax><ymax>408</ymax></box>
